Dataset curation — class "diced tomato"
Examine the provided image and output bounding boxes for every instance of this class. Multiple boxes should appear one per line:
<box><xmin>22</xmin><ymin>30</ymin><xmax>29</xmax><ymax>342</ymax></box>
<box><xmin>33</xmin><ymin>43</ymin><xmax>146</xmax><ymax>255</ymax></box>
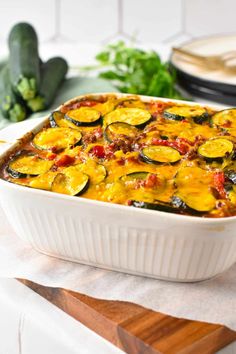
<box><xmin>60</xmin><ymin>106</ymin><xmax>68</xmax><ymax>114</ymax></box>
<box><xmin>150</xmin><ymin>101</ymin><xmax>167</xmax><ymax>113</ymax></box>
<box><xmin>78</xmin><ymin>100</ymin><xmax>98</xmax><ymax>107</ymax></box>
<box><xmin>144</xmin><ymin>174</ymin><xmax>159</xmax><ymax>188</ymax></box>
<box><xmin>117</xmin><ymin>158</ymin><xmax>125</xmax><ymax>165</ymax></box>
<box><xmin>213</xmin><ymin>172</ymin><xmax>226</xmax><ymax>199</ymax></box>
<box><xmin>47</xmin><ymin>152</ymin><xmax>57</xmax><ymax>160</ymax></box>
<box><xmin>55</xmin><ymin>155</ymin><xmax>75</xmax><ymax>167</ymax></box>
<box><xmin>222</xmin><ymin>120</ymin><xmax>232</xmax><ymax>128</ymax></box>
<box><xmin>90</xmin><ymin>145</ymin><xmax>105</xmax><ymax>159</ymax></box>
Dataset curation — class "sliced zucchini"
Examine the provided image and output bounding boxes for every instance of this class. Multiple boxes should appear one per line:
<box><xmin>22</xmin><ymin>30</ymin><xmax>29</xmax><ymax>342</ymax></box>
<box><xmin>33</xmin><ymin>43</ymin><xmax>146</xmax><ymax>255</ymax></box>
<box><xmin>65</xmin><ymin>107</ymin><xmax>101</xmax><ymax>126</ymax></box>
<box><xmin>225</xmin><ymin>170</ymin><xmax>236</xmax><ymax>184</ymax></box>
<box><xmin>7</xmin><ymin>155</ymin><xmax>53</xmax><ymax>178</ymax></box>
<box><xmin>175</xmin><ymin>167</ymin><xmax>216</xmax><ymax>212</ymax></box>
<box><xmin>120</xmin><ymin>171</ymin><xmax>166</xmax><ymax>191</ymax></box>
<box><xmin>211</xmin><ymin>108</ymin><xmax>236</xmax><ymax>129</ymax></box>
<box><xmin>33</xmin><ymin>127</ymin><xmax>82</xmax><ymax>152</ymax></box>
<box><xmin>49</xmin><ymin>111</ymin><xmax>65</xmax><ymax>128</ymax></box>
<box><xmin>93</xmin><ymin>100</ymin><xmax>115</xmax><ymax>115</ymax></box>
<box><xmin>176</xmin><ymin>191</ymin><xmax>216</xmax><ymax>212</ymax></box>
<box><xmin>104</xmin><ymin>122</ymin><xmax>138</xmax><ymax>142</ymax></box>
<box><xmin>198</xmin><ymin>138</ymin><xmax>233</xmax><ymax>161</ymax></box>
<box><xmin>49</xmin><ymin>110</ymin><xmax>82</xmax><ymax>130</ymax></box>
<box><xmin>171</xmin><ymin>196</ymin><xmax>189</xmax><ymax>210</ymax></box>
<box><xmin>75</xmin><ymin>160</ymin><xmax>106</xmax><ymax>184</ymax></box>
<box><xmin>175</xmin><ymin>167</ymin><xmax>212</xmax><ymax>186</ymax></box>
<box><xmin>120</xmin><ymin>171</ymin><xmax>149</xmax><ymax>182</ymax></box>
<box><xmin>104</xmin><ymin>108</ymin><xmax>151</xmax><ymax>127</ymax></box>
<box><xmin>141</xmin><ymin>145</ymin><xmax>181</xmax><ymax>164</ymax></box>
<box><xmin>52</xmin><ymin>168</ymin><xmax>89</xmax><ymax>196</ymax></box>
<box><xmin>29</xmin><ymin>171</ymin><xmax>58</xmax><ymax>190</ymax></box>
<box><xmin>164</xmin><ymin>105</ymin><xmax>208</xmax><ymax>123</ymax></box>
<box><xmin>130</xmin><ymin>200</ymin><xmax>181</xmax><ymax>214</ymax></box>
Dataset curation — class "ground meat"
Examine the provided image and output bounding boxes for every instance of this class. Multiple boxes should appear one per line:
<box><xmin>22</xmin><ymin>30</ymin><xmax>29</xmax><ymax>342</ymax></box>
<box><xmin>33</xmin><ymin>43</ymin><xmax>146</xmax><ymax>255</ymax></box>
<box><xmin>109</xmin><ymin>137</ymin><xmax>133</xmax><ymax>153</ymax></box>
<box><xmin>83</xmin><ymin>127</ymin><xmax>103</xmax><ymax>145</ymax></box>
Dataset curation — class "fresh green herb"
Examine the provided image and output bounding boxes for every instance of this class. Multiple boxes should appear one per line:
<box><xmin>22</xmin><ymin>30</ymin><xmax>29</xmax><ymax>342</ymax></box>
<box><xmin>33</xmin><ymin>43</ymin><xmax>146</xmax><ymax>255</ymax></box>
<box><xmin>89</xmin><ymin>41</ymin><xmax>184</xmax><ymax>99</ymax></box>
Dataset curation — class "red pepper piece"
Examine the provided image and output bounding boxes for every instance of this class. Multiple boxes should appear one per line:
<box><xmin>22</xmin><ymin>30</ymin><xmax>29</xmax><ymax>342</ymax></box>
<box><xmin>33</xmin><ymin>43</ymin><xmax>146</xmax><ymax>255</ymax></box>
<box><xmin>78</xmin><ymin>100</ymin><xmax>98</xmax><ymax>107</ymax></box>
<box><xmin>150</xmin><ymin>101</ymin><xmax>167</xmax><ymax>113</ymax></box>
<box><xmin>213</xmin><ymin>172</ymin><xmax>226</xmax><ymax>199</ymax></box>
<box><xmin>46</xmin><ymin>152</ymin><xmax>57</xmax><ymax>160</ymax></box>
<box><xmin>144</xmin><ymin>174</ymin><xmax>159</xmax><ymax>188</ymax></box>
<box><xmin>222</xmin><ymin>120</ymin><xmax>232</xmax><ymax>128</ymax></box>
<box><xmin>55</xmin><ymin>155</ymin><xmax>75</xmax><ymax>167</ymax></box>
<box><xmin>90</xmin><ymin>145</ymin><xmax>105</xmax><ymax>159</ymax></box>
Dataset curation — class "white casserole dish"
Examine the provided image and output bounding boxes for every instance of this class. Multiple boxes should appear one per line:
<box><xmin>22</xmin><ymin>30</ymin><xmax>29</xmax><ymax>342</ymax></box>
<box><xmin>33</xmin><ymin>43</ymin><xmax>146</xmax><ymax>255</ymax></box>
<box><xmin>0</xmin><ymin>93</ymin><xmax>236</xmax><ymax>282</ymax></box>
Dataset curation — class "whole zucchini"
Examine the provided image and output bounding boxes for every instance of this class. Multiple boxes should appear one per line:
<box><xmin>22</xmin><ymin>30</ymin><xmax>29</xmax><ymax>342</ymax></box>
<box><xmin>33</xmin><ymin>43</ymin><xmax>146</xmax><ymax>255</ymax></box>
<box><xmin>8</xmin><ymin>22</ymin><xmax>40</xmax><ymax>100</ymax></box>
<box><xmin>27</xmin><ymin>57</ymin><xmax>68</xmax><ymax>112</ymax></box>
<box><xmin>0</xmin><ymin>65</ymin><xmax>26</xmax><ymax>122</ymax></box>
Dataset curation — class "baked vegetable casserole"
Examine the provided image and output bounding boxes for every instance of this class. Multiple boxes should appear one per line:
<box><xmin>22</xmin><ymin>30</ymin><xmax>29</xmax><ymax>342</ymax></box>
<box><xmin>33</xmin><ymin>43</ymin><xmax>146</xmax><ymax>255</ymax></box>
<box><xmin>2</xmin><ymin>94</ymin><xmax>236</xmax><ymax>218</ymax></box>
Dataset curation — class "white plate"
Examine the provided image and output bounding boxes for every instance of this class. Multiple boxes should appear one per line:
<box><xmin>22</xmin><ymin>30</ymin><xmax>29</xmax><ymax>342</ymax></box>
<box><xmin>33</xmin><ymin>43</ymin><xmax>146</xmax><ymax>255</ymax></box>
<box><xmin>171</xmin><ymin>34</ymin><xmax>236</xmax><ymax>86</ymax></box>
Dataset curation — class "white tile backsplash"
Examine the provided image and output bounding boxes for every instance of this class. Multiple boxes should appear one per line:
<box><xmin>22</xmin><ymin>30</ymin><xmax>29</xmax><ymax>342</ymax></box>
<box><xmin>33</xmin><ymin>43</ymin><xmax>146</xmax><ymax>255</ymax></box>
<box><xmin>185</xmin><ymin>0</ymin><xmax>236</xmax><ymax>37</ymax></box>
<box><xmin>60</xmin><ymin>0</ymin><xmax>118</xmax><ymax>42</ymax></box>
<box><xmin>123</xmin><ymin>0</ymin><xmax>182</xmax><ymax>42</ymax></box>
<box><xmin>0</xmin><ymin>0</ymin><xmax>56</xmax><ymax>42</ymax></box>
<box><xmin>0</xmin><ymin>0</ymin><xmax>235</xmax><ymax>46</ymax></box>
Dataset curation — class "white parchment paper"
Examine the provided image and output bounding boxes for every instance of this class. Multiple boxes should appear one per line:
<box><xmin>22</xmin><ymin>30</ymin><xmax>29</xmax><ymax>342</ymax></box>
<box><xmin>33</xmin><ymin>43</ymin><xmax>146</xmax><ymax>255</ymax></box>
<box><xmin>0</xmin><ymin>118</ymin><xmax>235</xmax><ymax>332</ymax></box>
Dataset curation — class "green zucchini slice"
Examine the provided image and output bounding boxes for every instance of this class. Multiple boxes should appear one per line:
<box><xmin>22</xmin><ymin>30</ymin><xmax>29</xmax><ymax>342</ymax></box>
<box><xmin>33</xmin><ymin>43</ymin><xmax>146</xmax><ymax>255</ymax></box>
<box><xmin>120</xmin><ymin>171</ymin><xmax>149</xmax><ymax>182</ymax></box>
<box><xmin>75</xmin><ymin>160</ymin><xmax>107</xmax><ymax>184</ymax></box>
<box><xmin>164</xmin><ymin>105</ymin><xmax>208</xmax><ymax>123</ymax></box>
<box><xmin>8</xmin><ymin>155</ymin><xmax>53</xmax><ymax>178</ymax></box>
<box><xmin>65</xmin><ymin>107</ymin><xmax>101</xmax><ymax>126</ymax></box>
<box><xmin>130</xmin><ymin>200</ymin><xmax>181</xmax><ymax>214</ymax></box>
<box><xmin>175</xmin><ymin>167</ymin><xmax>216</xmax><ymax>212</ymax></box>
<box><xmin>225</xmin><ymin>170</ymin><xmax>236</xmax><ymax>184</ymax></box>
<box><xmin>141</xmin><ymin>145</ymin><xmax>181</xmax><ymax>164</ymax></box>
<box><xmin>176</xmin><ymin>192</ymin><xmax>216</xmax><ymax>212</ymax></box>
<box><xmin>49</xmin><ymin>111</ymin><xmax>65</xmax><ymax>128</ymax></box>
<box><xmin>104</xmin><ymin>108</ymin><xmax>151</xmax><ymax>127</ymax></box>
<box><xmin>211</xmin><ymin>108</ymin><xmax>236</xmax><ymax>129</ymax></box>
<box><xmin>49</xmin><ymin>111</ymin><xmax>81</xmax><ymax>130</ymax></box>
<box><xmin>52</xmin><ymin>168</ymin><xmax>89</xmax><ymax>196</ymax></box>
<box><xmin>104</xmin><ymin>122</ymin><xmax>138</xmax><ymax>142</ymax></box>
<box><xmin>28</xmin><ymin>171</ymin><xmax>58</xmax><ymax>190</ymax></box>
<box><xmin>33</xmin><ymin>127</ymin><xmax>82</xmax><ymax>152</ymax></box>
<box><xmin>198</xmin><ymin>138</ymin><xmax>233</xmax><ymax>161</ymax></box>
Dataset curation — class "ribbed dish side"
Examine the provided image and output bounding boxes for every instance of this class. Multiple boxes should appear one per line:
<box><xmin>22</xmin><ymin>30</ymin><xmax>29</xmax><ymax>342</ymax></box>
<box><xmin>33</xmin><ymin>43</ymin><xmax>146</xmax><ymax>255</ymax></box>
<box><xmin>3</xmin><ymin>202</ymin><xmax>236</xmax><ymax>281</ymax></box>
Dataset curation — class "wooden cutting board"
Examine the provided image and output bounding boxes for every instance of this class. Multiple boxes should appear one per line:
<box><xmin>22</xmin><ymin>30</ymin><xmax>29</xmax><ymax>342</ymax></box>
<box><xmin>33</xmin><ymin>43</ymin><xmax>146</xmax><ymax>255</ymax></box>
<box><xmin>19</xmin><ymin>279</ymin><xmax>236</xmax><ymax>354</ymax></box>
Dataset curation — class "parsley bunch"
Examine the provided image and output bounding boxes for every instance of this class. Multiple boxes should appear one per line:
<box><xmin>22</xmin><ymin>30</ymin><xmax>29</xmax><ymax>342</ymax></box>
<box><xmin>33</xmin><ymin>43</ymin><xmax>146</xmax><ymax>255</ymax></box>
<box><xmin>94</xmin><ymin>41</ymin><xmax>183</xmax><ymax>99</ymax></box>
